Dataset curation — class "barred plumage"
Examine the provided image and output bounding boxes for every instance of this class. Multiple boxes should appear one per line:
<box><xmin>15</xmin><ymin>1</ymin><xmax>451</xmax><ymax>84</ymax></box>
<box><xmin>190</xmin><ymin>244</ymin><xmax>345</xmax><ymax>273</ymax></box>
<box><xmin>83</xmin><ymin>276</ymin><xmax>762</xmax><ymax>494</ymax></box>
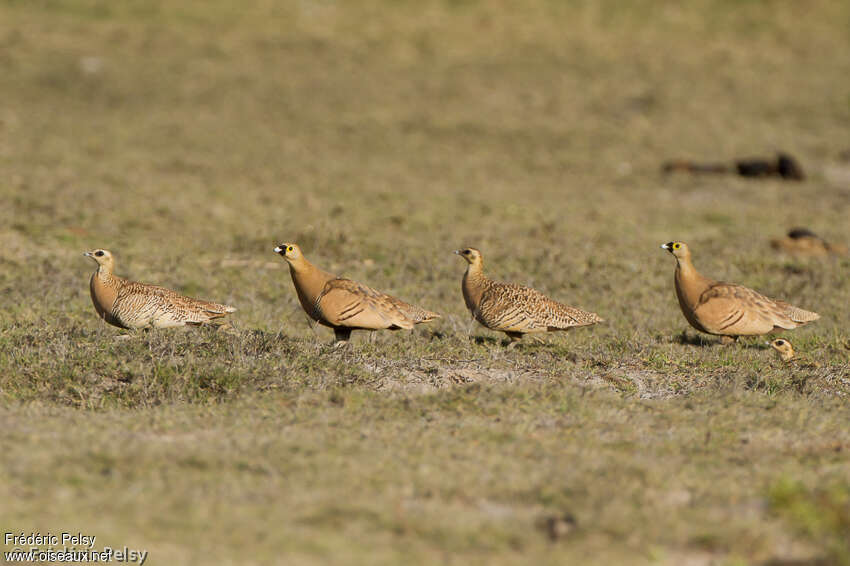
<box><xmin>274</xmin><ymin>243</ymin><xmax>440</xmax><ymax>344</ymax></box>
<box><xmin>455</xmin><ymin>248</ymin><xmax>602</xmax><ymax>345</ymax></box>
<box><xmin>84</xmin><ymin>249</ymin><xmax>235</xmax><ymax>330</ymax></box>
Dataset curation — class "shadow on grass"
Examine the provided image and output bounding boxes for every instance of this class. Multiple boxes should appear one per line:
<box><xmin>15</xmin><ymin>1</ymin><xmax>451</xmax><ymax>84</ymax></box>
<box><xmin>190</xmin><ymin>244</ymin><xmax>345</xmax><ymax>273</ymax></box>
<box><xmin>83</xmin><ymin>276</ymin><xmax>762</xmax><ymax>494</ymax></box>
<box><xmin>469</xmin><ymin>335</ymin><xmax>504</xmax><ymax>347</ymax></box>
<box><xmin>673</xmin><ymin>331</ymin><xmax>773</xmax><ymax>350</ymax></box>
<box><xmin>673</xmin><ymin>331</ymin><xmax>716</xmax><ymax>347</ymax></box>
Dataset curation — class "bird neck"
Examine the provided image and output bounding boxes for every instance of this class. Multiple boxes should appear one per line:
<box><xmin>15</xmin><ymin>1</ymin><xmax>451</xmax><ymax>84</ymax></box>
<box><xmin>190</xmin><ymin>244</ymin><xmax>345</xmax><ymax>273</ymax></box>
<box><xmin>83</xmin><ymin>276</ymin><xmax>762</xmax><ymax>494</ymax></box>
<box><xmin>96</xmin><ymin>261</ymin><xmax>114</xmax><ymax>277</ymax></box>
<box><xmin>462</xmin><ymin>261</ymin><xmax>487</xmax><ymax>309</ymax></box>
<box><xmin>288</xmin><ymin>258</ymin><xmax>335</xmax><ymax>319</ymax></box>
<box><xmin>674</xmin><ymin>255</ymin><xmax>710</xmax><ymax>308</ymax></box>
<box><xmin>94</xmin><ymin>262</ymin><xmax>120</xmax><ymax>287</ymax></box>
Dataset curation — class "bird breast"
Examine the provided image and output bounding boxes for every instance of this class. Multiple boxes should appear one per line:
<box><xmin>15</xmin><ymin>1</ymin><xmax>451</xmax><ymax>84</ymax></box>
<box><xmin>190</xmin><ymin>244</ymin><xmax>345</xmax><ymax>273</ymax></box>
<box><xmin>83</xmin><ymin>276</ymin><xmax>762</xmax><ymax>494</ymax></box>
<box><xmin>89</xmin><ymin>273</ymin><xmax>122</xmax><ymax>327</ymax></box>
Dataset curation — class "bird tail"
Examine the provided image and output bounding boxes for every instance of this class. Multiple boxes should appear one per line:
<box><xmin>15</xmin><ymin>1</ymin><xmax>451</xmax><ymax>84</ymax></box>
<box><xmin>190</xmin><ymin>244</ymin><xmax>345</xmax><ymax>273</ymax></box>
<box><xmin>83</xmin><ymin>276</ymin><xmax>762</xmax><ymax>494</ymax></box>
<box><xmin>777</xmin><ymin>302</ymin><xmax>819</xmax><ymax>325</ymax></box>
<box><xmin>410</xmin><ymin>307</ymin><xmax>440</xmax><ymax>324</ymax></box>
<box><xmin>201</xmin><ymin>301</ymin><xmax>236</xmax><ymax>314</ymax></box>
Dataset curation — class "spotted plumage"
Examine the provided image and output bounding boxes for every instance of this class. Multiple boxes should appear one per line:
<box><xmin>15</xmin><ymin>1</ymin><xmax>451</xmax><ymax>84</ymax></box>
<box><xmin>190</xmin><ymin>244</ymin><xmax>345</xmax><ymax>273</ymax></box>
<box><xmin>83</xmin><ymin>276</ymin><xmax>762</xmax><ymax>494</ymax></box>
<box><xmin>84</xmin><ymin>249</ymin><xmax>235</xmax><ymax>329</ymax></box>
<box><xmin>455</xmin><ymin>247</ymin><xmax>602</xmax><ymax>345</ymax></box>
<box><xmin>274</xmin><ymin>243</ymin><xmax>440</xmax><ymax>344</ymax></box>
<box><xmin>661</xmin><ymin>241</ymin><xmax>818</xmax><ymax>342</ymax></box>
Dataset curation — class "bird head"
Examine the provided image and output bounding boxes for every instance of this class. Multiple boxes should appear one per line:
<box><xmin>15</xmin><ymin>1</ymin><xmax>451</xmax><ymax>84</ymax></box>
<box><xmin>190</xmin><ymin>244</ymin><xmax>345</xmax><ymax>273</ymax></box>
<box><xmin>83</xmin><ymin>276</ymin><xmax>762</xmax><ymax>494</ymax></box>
<box><xmin>83</xmin><ymin>249</ymin><xmax>115</xmax><ymax>271</ymax></box>
<box><xmin>661</xmin><ymin>241</ymin><xmax>691</xmax><ymax>260</ymax></box>
<box><xmin>274</xmin><ymin>243</ymin><xmax>303</xmax><ymax>263</ymax></box>
<box><xmin>454</xmin><ymin>247</ymin><xmax>483</xmax><ymax>266</ymax></box>
<box><xmin>768</xmin><ymin>338</ymin><xmax>795</xmax><ymax>362</ymax></box>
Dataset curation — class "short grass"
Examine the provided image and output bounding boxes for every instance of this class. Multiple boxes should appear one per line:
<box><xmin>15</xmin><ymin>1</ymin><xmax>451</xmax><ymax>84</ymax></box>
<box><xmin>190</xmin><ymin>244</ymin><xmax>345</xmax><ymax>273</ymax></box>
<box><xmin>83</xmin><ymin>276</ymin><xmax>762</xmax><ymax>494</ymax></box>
<box><xmin>1</xmin><ymin>1</ymin><xmax>850</xmax><ymax>564</ymax></box>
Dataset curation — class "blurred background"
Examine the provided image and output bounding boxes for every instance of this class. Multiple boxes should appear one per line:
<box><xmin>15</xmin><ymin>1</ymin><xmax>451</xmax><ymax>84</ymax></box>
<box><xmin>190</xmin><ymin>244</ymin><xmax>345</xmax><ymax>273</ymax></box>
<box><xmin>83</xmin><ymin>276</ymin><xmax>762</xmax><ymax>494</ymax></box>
<box><xmin>2</xmin><ymin>1</ymin><xmax>848</xmax><ymax>290</ymax></box>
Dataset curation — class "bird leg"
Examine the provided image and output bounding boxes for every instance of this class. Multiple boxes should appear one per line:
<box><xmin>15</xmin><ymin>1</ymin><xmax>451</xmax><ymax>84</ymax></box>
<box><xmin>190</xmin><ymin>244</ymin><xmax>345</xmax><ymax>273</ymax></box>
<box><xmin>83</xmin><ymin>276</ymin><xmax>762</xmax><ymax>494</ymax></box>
<box><xmin>333</xmin><ymin>327</ymin><xmax>352</xmax><ymax>347</ymax></box>
<box><xmin>720</xmin><ymin>335</ymin><xmax>738</xmax><ymax>346</ymax></box>
<box><xmin>505</xmin><ymin>332</ymin><xmax>524</xmax><ymax>349</ymax></box>
<box><xmin>215</xmin><ymin>321</ymin><xmax>236</xmax><ymax>334</ymax></box>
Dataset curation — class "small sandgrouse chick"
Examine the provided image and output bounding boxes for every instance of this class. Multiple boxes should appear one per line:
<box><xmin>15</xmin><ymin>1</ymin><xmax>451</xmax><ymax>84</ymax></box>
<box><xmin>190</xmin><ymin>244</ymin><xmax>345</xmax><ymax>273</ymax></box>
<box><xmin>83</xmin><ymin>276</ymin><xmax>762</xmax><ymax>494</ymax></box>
<box><xmin>274</xmin><ymin>243</ymin><xmax>440</xmax><ymax>344</ymax></box>
<box><xmin>661</xmin><ymin>242</ymin><xmax>819</xmax><ymax>344</ymax></box>
<box><xmin>768</xmin><ymin>338</ymin><xmax>796</xmax><ymax>363</ymax></box>
<box><xmin>454</xmin><ymin>247</ymin><xmax>602</xmax><ymax>346</ymax></box>
<box><xmin>770</xmin><ymin>228</ymin><xmax>848</xmax><ymax>257</ymax></box>
<box><xmin>767</xmin><ymin>338</ymin><xmax>821</xmax><ymax>368</ymax></box>
<box><xmin>84</xmin><ymin>249</ymin><xmax>236</xmax><ymax>329</ymax></box>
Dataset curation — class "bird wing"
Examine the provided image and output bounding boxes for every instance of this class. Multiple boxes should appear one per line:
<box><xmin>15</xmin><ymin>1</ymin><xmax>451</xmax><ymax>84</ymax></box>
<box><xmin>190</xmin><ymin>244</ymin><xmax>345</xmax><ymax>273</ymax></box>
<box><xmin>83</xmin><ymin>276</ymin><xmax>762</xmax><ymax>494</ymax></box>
<box><xmin>476</xmin><ymin>285</ymin><xmax>544</xmax><ymax>332</ymax></box>
<box><xmin>114</xmin><ymin>282</ymin><xmax>234</xmax><ymax>328</ymax></box>
<box><xmin>315</xmin><ymin>278</ymin><xmax>417</xmax><ymax>330</ymax></box>
<box><xmin>694</xmin><ymin>282</ymin><xmax>795</xmax><ymax>335</ymax></box>
<box><xmin>477</xmin><ymin>282</ymin><xmax>599</xmax><ymax>332</ymax></box>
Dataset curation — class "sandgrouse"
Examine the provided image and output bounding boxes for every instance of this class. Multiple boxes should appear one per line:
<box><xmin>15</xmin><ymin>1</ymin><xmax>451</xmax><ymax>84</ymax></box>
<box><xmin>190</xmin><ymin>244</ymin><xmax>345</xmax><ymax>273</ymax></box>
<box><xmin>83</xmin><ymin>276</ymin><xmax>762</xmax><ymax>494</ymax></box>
<box><xmin>768</xmin><ymin>338</ymin><xmax>797</xmax><ymax>363</ymax></box>
<box><xmin>661</xmin><ymin>242</ymin><xmax>819</xmax><ymax>344</ymax></box>
<box><xmin>455</xmin><ymin>247</ymin><xmax>602</xmax><ymax>346</ymax></box>
<box><xmin>84</xmin><ymin>249</ymin><xmax>235</xmax><ymax>329</ymax></box>
<box><xmin>767</xmin><ymin>338</ymin><xmax>822</xmax><ymax>369</ymax></box>
<box><xmin>274</xmin><ymin>243</ymin><xmax>440</xmax><ymax>344</ymax></box>
<box><xmin>770</xmin><ymin>228</ymin><xmax>847</xmax><ymax>257</ymax></box>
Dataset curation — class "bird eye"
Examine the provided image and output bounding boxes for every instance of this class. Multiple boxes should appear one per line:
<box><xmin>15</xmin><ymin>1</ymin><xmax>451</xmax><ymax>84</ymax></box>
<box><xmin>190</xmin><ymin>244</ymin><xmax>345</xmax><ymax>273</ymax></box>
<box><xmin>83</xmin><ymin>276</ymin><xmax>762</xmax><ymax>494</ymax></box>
<box><xmin>95</xmin><ymin>251</ymin><xmax>104</xmax><ymax>257</ymax></box>
<box><xmin>775</xmin><ymin>340</ymin><xmax>784</xmax><ymax>346</ymax></box>
<box><xmin>673</xmin><ymin>243</ymin><xmax>680</xmax><ymax>250</ymax></box>
<box><xmin>463</xmin><ymin>250</ymin><xmax>470</xmax><ymax>255</ymax></box>
<box><xmin>287</xmin><ymin>246</ymin><xmax>293</xmax><ymax>252</ymax></box>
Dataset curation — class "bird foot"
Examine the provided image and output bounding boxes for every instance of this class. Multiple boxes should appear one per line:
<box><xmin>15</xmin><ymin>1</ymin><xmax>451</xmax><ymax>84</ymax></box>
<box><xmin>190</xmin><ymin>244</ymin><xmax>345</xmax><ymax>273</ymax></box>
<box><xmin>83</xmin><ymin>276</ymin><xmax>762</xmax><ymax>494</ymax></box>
<box><xmin>719</xmin><ymin>336</ymin><xmax>738</xmax><ymax>346</ymax></box>
<box><xmin>215</xmin><ymin>322</ymin><xmax>238</xmax><ymax>335</ymax></box>
<box><xmin>504</xmin><ymin>332</ymin><xmax>524</xmax><ymax>349</ymax></box>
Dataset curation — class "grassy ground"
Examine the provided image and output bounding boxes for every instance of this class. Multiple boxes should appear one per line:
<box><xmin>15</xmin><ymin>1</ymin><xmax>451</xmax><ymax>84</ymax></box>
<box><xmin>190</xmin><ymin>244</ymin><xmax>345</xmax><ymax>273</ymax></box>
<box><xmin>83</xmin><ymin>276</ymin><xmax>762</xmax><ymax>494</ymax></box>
<box><xmin>2</xmin><ymin>1</ymin><xmax>850</xmax><ymax>564</ymax></box>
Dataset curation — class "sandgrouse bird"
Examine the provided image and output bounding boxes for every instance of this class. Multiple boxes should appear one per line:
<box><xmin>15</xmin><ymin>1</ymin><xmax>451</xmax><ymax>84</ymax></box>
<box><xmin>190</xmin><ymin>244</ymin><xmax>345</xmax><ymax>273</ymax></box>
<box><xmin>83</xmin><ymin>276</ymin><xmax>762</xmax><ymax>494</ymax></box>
<box><xmin>455</xmin><ymin>247</ymin><xmax>602</xmax><ymax>346</ymax></box>
<box><xmin>768</xmin><ymin>338</ymin><xmax>797</xmax><ymax>363</ymax></box>
<box><xmin>661</xmin><ymin>242</ymin><xmax>819</xmax><ymax>344</ymax></box>
<box><xmin>767</xmin><ymin>338</ymin><xmax>822</xmax><ymax>369</ymax></box>
<box><xmin>770</xmin><ymin>228</ymin><xmax>848</xmax><ymax>257</ymax></box>
<box><xmin>84</xmin><ymin>249</ymin><xmax>235</xmax><ymax>329</ymax></box>
<box><xmin>274</xmin><ymin>243</ymin><xmax>440</xmax><ymax>345</ymax></box>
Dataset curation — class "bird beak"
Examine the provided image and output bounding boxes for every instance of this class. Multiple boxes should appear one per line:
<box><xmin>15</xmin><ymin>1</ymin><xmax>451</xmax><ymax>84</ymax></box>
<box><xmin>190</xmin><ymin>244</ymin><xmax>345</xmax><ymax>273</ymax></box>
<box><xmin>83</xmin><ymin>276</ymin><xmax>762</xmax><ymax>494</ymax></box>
<box><xmin>660</xmin><ymin>243</ymin><xmax>670</xmax><ymax>250</ymax></box>
<box><xmin>83</xmin><ymin>251</ymin><xmax>92</xmax><ymax>257</ymax></box>
<box><xmin>273</xmin><ymin>246</ymin><xmax>283</xmax><ymax>254</ymax></box>
<box><xmin>453</xmin><ymin>250</ymin><xmax>461</xmax><ymax>255</ymax></box>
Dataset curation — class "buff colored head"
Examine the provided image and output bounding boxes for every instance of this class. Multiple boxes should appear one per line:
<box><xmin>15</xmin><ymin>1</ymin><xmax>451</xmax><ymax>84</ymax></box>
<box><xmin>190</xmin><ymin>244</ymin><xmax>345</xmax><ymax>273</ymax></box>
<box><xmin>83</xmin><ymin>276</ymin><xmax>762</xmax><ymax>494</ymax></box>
<box><xmin>768</xmin><ymin>338</ymin><xmax>795</xmax><ymax>362</ymax></box>
<box><xmin>274</xmin><ymin>242</ymin><xmax>305</xmax><ymax>264</ymax></box>
<box><xmin>661</xmin><ymin>241</ymin><xmax>691</xmax><ymax>261</ymax></box>
<box><xmin>454</xmin><ymin>247</ymin><xmax>483</xmax><ymax>266</ymax></box>
<box><xmin>83</xmin><ymin>249</ymin><xmax>115</xmax><ymax>272</ymax></box>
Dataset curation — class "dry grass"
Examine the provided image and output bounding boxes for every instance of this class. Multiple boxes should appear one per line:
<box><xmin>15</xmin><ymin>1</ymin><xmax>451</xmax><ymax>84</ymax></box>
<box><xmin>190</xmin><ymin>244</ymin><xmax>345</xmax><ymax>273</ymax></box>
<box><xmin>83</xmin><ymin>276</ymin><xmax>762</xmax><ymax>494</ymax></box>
<box><xmin>2</xmin><ymin>1</ymin><xmax>850</xmax><ymax>564</ymax></box>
